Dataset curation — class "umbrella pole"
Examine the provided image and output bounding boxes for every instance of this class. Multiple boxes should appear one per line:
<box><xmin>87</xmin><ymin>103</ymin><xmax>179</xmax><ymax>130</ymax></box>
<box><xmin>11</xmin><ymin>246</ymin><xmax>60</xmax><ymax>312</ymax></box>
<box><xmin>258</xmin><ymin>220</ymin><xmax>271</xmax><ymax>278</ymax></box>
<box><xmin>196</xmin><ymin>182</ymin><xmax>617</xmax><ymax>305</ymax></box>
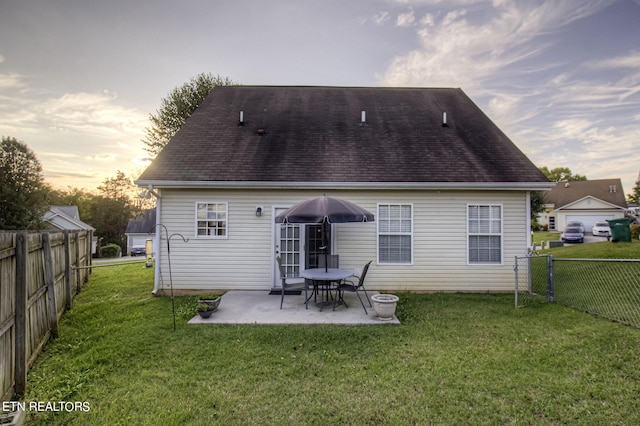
<box><xmin>323</xmin><ymin>221</ymin><xmax>328</xmax><ymax>272</ymax></box>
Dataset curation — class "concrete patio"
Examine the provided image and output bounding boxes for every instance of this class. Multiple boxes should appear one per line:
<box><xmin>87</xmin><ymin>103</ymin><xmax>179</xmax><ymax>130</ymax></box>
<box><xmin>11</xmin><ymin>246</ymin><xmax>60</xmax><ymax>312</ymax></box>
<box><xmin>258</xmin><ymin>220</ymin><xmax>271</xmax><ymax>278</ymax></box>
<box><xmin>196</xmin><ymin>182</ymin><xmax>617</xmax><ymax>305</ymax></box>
<box><xmin>188</xmin><ymin>290</ymin><xmax>400</xmax><ymax>325</ymax></box>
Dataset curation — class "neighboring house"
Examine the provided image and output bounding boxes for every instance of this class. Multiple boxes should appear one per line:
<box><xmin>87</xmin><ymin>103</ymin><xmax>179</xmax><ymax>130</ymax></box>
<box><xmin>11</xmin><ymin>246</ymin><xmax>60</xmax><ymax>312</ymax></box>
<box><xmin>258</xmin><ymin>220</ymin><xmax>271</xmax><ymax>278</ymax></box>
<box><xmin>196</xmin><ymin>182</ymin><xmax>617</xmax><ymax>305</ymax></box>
<box><xmin>43</xmin><ymin>206</ymin><xmax>97</xmax><ymax>254</ymax></box>
<box><xmin>538</xmin><ymin>179</ymin><xmax>628</xmax><ymax>232</ymax></box>
<box><xmin>125</xmin><ymin>209</ymin><xmax>156</xmax><ymax>255</ymax></box>
<box><xmin>135</xmin><ymin>86</ymin><xmax>552</xmax><ymax>295</ymax></box>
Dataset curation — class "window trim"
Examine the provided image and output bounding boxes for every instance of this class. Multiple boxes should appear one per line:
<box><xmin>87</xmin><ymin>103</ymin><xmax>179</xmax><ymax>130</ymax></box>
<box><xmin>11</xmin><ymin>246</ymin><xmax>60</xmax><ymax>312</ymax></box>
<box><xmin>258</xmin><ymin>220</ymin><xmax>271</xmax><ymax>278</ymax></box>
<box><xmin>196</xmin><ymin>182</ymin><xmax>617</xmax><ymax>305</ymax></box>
<box><xmin>377</xmin><ymin>203</ymin><xmax>414</xmax><ymax>265</ymax></box>
<box><xmin>195</xmin><ymin>201</ymin><xmax>228</xmax><ymax>239</ymax></box>
<box><xmin>467</xmin><ymin>203</ymin><xmax>503</xmax><ymax>265</ymax></box>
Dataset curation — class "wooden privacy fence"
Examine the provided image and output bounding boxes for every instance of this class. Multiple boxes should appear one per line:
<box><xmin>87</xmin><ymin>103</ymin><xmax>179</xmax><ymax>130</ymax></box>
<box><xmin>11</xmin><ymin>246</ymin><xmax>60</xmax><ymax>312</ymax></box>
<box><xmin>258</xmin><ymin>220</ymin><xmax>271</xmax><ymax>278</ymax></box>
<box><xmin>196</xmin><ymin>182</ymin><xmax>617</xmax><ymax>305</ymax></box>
<box><xmin>0</xmin><ymin>230</ymin><xmax>92</xmax><ymax>401</ymax></box>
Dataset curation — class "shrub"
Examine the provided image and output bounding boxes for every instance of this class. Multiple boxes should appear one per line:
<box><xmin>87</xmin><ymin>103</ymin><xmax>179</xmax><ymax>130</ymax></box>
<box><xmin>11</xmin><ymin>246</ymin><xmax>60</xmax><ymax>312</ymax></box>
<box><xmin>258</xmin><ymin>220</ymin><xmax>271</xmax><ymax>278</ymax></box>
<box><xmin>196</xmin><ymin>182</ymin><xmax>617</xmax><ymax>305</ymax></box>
<box><xmin>100</xmin><ymin>243</ymin><xmax>122</xmax><ymax>258</ymax></box>
<box><xmin>631</xmin><ymin>224</ymin><xmax>639</xmax><ymax>241</ymax></box>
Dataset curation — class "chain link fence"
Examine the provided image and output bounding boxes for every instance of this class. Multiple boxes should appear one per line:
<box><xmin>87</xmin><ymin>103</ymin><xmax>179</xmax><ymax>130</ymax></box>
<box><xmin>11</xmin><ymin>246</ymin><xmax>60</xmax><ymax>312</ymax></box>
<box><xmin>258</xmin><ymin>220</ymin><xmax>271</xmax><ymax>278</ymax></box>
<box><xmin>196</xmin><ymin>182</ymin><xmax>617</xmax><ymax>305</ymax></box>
<box><xmin>515</xmin><ymin>255</ymin><xmax>640</xmax><ymax>328</ymax></box>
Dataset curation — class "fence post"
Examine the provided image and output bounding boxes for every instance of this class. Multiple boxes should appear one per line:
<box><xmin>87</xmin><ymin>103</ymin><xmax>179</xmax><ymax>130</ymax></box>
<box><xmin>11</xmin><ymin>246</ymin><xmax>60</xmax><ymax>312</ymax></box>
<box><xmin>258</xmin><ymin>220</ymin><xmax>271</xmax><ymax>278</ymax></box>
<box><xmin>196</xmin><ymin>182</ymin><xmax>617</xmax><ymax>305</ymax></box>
<box><xmin>64</xmin><ymin>230</ymin><xmax>72</xmax><ymax>310</ymax></box>
<box><xmin>547</xmin><ymin>254</ymin><xmax>555</xmax><ymax>302</ymax></box>
<box><xmin>75</xmin><ymin>232</ymin><xmax>81</xmax><ymax>292</ymax></box>
<box><xmin>14</xmin><ymin>232</ymin><xmax>27</xmax><ymax>397</ymax></box>
<box><xmin>42</xmin><ymin>232</ymin><xmax>59</xmax><ymax>338</ymax></box>
<box><xmin>514</xmin><ymin>256</ymin><xmax>519</xmax><ymax>308</ymax></box>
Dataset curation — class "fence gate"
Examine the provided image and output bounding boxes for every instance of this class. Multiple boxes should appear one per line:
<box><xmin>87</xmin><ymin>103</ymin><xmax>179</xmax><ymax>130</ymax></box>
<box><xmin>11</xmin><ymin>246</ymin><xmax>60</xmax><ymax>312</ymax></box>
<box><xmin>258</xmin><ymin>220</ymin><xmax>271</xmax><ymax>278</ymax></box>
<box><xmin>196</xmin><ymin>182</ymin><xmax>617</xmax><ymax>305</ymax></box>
<box><xmin>515</xmin><ymin>254</ymin><xmax>640</xmax><ymax>329</ymax></box>
<box><xmin>514</xmin><ymin>254</ymin><xmax>552</xmax><ymax>307</ymax></box>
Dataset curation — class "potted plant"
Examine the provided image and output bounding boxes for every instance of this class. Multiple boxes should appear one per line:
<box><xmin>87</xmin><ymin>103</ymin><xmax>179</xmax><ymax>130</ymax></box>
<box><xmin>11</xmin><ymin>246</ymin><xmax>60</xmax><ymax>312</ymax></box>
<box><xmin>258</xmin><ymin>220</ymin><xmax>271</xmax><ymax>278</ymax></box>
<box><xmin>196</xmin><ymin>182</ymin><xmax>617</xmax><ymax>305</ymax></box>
<box><xmin>197</xmin><ymin>294</ymin><xmax>221</xmax><ymax>318</ymax></box>
<box><xmin>370</xmin><ymin>293</ymin><xmax>399</xmax><ymax>321</ymax></box>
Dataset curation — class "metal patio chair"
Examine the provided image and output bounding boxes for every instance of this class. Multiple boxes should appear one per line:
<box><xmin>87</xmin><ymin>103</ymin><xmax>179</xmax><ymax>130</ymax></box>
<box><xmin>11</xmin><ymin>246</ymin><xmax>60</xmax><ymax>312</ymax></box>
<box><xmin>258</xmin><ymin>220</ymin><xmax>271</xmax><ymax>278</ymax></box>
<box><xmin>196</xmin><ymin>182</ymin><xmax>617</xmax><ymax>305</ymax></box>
<box><xmin>276</xmin><ymin>256</ymin><xmax>308</xmax><ymax>309</ymax></box>
<box><xmin>336</xmin><ymin>261</ymin><xmax>373</xmax><ymax>314</ymax></box>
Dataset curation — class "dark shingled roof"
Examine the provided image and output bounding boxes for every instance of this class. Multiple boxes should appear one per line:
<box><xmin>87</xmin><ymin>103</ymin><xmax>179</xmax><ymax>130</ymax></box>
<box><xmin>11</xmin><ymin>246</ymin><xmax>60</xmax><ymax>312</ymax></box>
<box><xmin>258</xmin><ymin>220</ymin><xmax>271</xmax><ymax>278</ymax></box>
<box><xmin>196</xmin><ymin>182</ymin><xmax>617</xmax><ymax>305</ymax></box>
<box><xmin>137</xmin><ymin>86</ymin><xmax>549</xmax><ymax>185</ymax></box>
<box><xmin>125</xmin><ymin>209</ymin><xmax>157</xmax><ymax>234</ymax></box>
<box><xmin>545</xmin><ymin>179</ymin><xmax>628</xmax><ymax>209</ymax></box>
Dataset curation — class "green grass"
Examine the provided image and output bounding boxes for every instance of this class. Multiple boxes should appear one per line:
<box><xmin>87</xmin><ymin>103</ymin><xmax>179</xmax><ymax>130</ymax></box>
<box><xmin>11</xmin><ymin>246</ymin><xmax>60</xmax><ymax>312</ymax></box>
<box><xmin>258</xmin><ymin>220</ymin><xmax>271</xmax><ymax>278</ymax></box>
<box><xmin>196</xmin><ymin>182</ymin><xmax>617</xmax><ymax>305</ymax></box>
<box><xmin>531</xmin><ymin>240</ymin><xmax>640</xmax><ymax>327</ymax></box>
<box><xmin>532</xmin><ymin>231</ymin><xmax>560</xmax><ymax>245</ymax></box>
<box><xmin>542</xmin><ymin>240</ymin><xmax>640</xmax><ymax>258</ymax></box>
<box><xmin>22</xmin><ymin>264</ymin><xmax>640</xmax><ymax>425</ymax></box>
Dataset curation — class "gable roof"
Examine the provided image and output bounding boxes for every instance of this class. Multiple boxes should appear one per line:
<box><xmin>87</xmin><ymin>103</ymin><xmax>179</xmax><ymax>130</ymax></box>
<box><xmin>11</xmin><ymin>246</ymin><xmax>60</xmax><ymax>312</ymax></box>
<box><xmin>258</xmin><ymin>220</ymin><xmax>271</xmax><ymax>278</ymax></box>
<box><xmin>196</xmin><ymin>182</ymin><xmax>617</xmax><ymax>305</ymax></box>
<box><xmin>44</xmin><ymin>206</ymin><xmax>95</xmax><ymax>231</ymax></box>
<box><xmin>545</xmin><ymin>179</ymin><xmax>628</xmax><ymax>209</ymax></box>
<box><xmin>137</xmin><ymin>86</ymin><xmax>550</xmax><ymax>189</ymax></box>
<box><xmin>125</xmin><ymin>209</ymin><xmax>157</xmax><ymax>234</ymax></box>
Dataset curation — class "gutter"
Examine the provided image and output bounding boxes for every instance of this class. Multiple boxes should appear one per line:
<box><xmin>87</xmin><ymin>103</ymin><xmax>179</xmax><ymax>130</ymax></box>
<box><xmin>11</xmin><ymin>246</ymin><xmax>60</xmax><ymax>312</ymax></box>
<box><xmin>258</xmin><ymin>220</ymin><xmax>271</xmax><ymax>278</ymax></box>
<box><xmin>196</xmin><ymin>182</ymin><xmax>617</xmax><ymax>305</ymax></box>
<box><xmin>135</xmin><ymin>179</ymin><xmax>555</xmax><ymax>192</ymax></box>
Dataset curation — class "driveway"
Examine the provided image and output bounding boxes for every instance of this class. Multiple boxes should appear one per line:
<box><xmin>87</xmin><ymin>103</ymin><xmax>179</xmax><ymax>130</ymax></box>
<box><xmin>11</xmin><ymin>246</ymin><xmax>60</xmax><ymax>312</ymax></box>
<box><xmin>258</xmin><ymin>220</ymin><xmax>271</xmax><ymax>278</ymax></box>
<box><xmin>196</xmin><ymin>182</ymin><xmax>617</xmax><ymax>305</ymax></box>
<box><xmin>563</xmin><ymin>232</ymin><xmax>609</xmax><ymax>245</ymax></box>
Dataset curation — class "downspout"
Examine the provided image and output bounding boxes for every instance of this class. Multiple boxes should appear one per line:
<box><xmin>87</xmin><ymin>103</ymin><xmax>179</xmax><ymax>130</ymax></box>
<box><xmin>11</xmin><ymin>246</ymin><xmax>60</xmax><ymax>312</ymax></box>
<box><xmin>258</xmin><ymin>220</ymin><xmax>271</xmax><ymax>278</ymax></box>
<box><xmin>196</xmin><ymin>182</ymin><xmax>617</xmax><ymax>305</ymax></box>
<box><xmin>525</xmin><ymin>191</ymin><xmax>532</xmax><ymax>250</ymax></box>
<box><xmin>149</xmin><ymin>185</ymin><xmax>162</xmax><ymax>295</ymax></box>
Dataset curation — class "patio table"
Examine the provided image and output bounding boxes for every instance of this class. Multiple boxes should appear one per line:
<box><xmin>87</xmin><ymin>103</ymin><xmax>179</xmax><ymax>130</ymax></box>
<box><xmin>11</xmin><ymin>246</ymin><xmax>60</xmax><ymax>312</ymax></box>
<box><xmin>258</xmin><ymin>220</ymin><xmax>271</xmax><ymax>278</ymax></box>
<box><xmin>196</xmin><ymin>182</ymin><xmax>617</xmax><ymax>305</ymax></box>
<box><xmin>300</xmin><ymin>268</ymin><xmax>354</xmax><ymax>310</ymax></box>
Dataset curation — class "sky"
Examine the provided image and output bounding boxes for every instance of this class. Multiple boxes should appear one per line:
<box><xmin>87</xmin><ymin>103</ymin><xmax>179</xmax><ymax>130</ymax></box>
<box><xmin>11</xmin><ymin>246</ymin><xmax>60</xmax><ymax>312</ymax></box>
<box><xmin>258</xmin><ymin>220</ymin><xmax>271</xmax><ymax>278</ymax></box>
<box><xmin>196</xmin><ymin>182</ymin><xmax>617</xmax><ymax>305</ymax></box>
<box><xmin>1</xmin><ymin>0</ymin><xmax>639</xmax><ymax>195</ymax></box>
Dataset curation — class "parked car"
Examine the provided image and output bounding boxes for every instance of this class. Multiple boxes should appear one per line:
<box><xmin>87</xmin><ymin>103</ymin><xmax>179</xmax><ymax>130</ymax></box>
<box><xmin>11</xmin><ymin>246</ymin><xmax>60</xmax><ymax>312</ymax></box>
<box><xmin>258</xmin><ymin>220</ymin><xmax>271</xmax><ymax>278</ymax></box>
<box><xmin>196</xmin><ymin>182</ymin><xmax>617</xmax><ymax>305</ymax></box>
<box><xmin>591</xmin><ymin>222</ymin><xmax>611</xmax><ymax>237</ymax></box>
<box><xmin>566</xmin><ymin>221</ymin><xmax>585</xmax><ymax>233</ymax></box>
<box><xmin>561</xmin><ymin>227</ymin><xmax>584</xmax><ymax>243</ymax></box>
<box><xmin>130</xmin><ymin>245</ymin><xmax>146</xmax><ymax>256</ymax></box>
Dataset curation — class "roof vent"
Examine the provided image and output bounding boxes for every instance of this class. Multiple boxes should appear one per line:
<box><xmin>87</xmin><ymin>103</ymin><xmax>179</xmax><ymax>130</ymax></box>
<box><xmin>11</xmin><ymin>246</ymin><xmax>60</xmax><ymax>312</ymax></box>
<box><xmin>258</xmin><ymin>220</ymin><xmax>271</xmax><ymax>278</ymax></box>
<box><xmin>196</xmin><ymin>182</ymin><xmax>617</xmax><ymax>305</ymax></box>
<box><xmin>441</xmin><ymin>112</ymin><xmax>448</xmax><ymax>127</ymax></box>
<box><xmin>256</xmin><ymin>128</ymin><xmax>266</xmax><ymax>136</ymax></box>
<box><xmin>238</xmin><ymin>111</ymin><xmax>244</xmax><ymax>126</ymax></box>
<box><xmin>360</xmin><ymin>110</ymin><xmax>367</xmax><ymax>126</ymax></box>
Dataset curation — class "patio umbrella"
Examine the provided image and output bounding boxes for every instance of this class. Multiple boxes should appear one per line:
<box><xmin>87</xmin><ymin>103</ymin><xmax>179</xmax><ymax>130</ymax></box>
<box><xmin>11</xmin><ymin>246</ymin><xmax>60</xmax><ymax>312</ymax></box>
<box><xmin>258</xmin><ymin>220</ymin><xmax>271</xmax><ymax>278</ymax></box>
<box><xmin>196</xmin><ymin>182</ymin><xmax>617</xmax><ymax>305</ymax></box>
<box><xmin>275</xmin><ymin>195</ymin><xmax>374</xmax><ymax>271</ymax></box>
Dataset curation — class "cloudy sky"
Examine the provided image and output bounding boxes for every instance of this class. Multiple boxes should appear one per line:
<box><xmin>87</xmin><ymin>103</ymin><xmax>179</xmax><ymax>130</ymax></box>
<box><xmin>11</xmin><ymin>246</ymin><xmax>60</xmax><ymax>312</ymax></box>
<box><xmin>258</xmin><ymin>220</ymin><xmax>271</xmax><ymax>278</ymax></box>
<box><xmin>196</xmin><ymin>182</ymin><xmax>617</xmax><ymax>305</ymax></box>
<box><xmin>1</xmin><ymin>0</ymin><xmax>639</xmax><ymax>194</ymax></box>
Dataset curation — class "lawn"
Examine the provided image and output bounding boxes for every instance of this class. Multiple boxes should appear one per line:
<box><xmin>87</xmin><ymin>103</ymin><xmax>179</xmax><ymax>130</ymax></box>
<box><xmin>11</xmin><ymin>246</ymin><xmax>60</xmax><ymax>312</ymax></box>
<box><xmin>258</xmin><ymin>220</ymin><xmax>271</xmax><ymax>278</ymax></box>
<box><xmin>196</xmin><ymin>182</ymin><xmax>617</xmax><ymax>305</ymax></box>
<box><xmin>532</xmin><ymin>231</ymin><xmax>560</xmax><ymax>246</ymax></box>
<box><xmin>529</xmin><ymin>240</ymin><xmax>640</xmax><ymax>328</ymax></box>
<box><xmin>22</xmin><ymin>263</ymin><xmax>640</xmax><ymax>425</ymax></box>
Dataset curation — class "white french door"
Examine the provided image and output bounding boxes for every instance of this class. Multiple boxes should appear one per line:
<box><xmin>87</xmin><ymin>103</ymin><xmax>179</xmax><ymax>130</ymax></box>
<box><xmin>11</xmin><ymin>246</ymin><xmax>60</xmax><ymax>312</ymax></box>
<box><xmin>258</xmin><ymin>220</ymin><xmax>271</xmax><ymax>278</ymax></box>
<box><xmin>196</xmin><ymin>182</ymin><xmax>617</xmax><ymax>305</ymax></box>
<box><xmin>273</xmin><ymin>207</ymin><xmax>306</xmax><ymax>288</ymax></box>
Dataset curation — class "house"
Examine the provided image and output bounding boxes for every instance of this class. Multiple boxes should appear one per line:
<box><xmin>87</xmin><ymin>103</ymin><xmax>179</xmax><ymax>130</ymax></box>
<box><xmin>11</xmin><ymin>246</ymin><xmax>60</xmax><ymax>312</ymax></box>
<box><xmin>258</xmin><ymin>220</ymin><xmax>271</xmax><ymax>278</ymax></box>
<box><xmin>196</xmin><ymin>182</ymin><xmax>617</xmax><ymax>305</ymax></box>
<box><xmin>124</xmin><ymin>209</ymin><xmax>156</xmax><ymax>255</ymax></box>
<box><xmin>538</xmin><ymin>179</ymin><xmax>627</xmax><ymax>232</ymax></box>
<box><xmin>44</xmin><ymin>206</ymin><xmax>94</xmax><ymax>231</ymax></box>
<box><xmin>135</xmin><ymin>86</ymin><xmax>552</xmax><ymax>295</ymax></box>
<box><xmin>43</xmin><ymin>205</ymin><xmax>97</xmax><ymax>254</ymax></box>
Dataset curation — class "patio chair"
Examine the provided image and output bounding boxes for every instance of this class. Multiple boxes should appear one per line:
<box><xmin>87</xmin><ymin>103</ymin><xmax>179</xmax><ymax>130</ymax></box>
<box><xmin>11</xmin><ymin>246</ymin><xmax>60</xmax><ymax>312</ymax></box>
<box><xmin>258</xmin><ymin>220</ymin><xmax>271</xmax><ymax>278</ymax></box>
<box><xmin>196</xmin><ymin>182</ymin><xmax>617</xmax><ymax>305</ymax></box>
<box><xmin>276</xmin><ymin>256</ymin><xmax>308</xmax><ymax>309</ymax></box>
<box><xmin>336</xmin><ymin>261</ymin><xmax>373</xmax><ymax>314</ymax></box>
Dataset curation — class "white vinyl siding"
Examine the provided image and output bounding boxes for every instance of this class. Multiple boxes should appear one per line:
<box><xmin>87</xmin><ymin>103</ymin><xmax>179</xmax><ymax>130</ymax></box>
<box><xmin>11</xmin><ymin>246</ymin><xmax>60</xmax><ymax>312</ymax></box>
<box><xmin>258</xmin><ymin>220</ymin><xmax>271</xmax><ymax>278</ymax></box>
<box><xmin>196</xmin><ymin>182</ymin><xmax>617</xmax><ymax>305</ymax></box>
<box><xmin>195</xmin><ymin>202</ymin><xmax>228</xmax><ymax>238</ymax></box>
<box><xmin>467</xmin><ymin>205</ymin><xmax>502</xmax><ymax>264</ymax></box>
<box><xmin>377</xmin><ymin>204</ymin><xmax>413</xmax><ymax>264</ymax></box>
<box><xmin>154</xmin><ymin>189</ymin><xmax>528</xmax><ymax>293</ymax></box>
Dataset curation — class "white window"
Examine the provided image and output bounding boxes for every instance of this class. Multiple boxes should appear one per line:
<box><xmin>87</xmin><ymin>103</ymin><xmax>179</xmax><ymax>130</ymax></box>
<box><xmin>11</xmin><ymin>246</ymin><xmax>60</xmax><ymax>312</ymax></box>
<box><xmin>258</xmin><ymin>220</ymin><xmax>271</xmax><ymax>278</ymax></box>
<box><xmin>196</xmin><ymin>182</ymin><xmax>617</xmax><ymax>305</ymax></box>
<box><xmin>196</xmin><ymin>202</ymin><xmax>228</xmax><ymax>238</ymax></box>
<box><xmin>378</xmin><ymin>204</ymin><xmax>413</xmax><ymax>264</ymax></box>
<box><xmin>468</xmin><ymin>205</ymin><xmax>502</xmax><ymax>264</ymax></box>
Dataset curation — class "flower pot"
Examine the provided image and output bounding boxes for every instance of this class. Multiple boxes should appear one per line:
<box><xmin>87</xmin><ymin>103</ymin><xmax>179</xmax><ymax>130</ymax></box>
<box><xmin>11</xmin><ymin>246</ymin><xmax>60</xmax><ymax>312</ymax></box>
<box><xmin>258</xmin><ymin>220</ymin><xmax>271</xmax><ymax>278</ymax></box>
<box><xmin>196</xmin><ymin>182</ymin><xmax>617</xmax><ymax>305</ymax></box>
<box><xmin>370</xmin><ymin>294</ymin><xmax>399</xmax><ymax>321</ymax></box>
<box><xmin>197</xmin><ymin>297</ymin><xmax>221</xmax><ymax>318</ymax></box>
<box><xmin>197</xmin><ymin>308</ymin><xmax>215</xmax><ymax>319</ymax></box>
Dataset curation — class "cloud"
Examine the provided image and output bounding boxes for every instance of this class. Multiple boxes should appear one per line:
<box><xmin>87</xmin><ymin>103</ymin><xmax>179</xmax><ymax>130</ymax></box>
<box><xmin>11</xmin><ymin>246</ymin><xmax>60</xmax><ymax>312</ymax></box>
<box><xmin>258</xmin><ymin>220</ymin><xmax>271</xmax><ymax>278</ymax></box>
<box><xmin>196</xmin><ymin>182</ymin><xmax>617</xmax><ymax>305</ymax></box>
<box><xmin>396</xmin><ymin>9</ymin><xmax>416</xmax><ymax>27</ymax></box>
<box><xmin>367</xmin><ymin>11</ymin><xmax>390</xmax><ymax>25</ymax></box>
<box><xmin>379</xmin><ymin>1</ymin><xmax>613</xmax><ymax>88</ymax></box>
<box><xmin>85</xmin><ymin>153</ymin><xmax>117</xmax><ymax>161</ymax></box>
<box><xmin>0</xmin><ymin>72</ymin><xmax>25</xmax><ymax>90</ymax></box>
<box><xmin>40</xmin><ymin>91</ymin><xmax>148</xmax><ymax>139</ymax></box>
<box><xmin>0</xmin><ymin>78</ymin><xmax>150</xmax><ymax>189</ymax></box>
<box><xmin>588</xmin><ymin>51</ymin><xmax>640</xmax><ymax>70</ymax></box>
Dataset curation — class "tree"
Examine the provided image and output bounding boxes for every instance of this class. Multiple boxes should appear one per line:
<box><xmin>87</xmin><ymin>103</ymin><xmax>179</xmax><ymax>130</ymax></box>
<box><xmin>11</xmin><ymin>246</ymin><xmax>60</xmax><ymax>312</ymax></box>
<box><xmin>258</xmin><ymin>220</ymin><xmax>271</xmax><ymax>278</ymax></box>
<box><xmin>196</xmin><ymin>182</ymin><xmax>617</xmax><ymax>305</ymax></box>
<box><xmin>142</xmin><ymin>73</ymin><xmax>236</xmax><ymax>156</ymax></box>
<box><xmin>530</xmin><ymin>190</ymin><xmax>547</xmax><ymax>229</ymax></box>
<box><xmin>88</xmin><ymin>171</ymin><xmax>135</xmax><ymax>249</ymax></box>
<box><xmin>539</xmin><ymin>166</ymin><xmax>587</xmax><ymax>182</ymax></box>
<box><xmin>97</xmin><ymin>170</ymin><xmax>135</xmax><ymax>203</ymax></box>
<box><xmin>49</xmin><ymin>186</ymin><xmax>97</xmax><ymax>225</ymax></box>
<box><xmin>628</xmin><ymin>178</ymin><xmax>640</xmax><ymax>205</ymax></box>
<box><xmin>0</xmin><ymin>136</ymin><xmax>49</xmax><ymax>229</ymax></box>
